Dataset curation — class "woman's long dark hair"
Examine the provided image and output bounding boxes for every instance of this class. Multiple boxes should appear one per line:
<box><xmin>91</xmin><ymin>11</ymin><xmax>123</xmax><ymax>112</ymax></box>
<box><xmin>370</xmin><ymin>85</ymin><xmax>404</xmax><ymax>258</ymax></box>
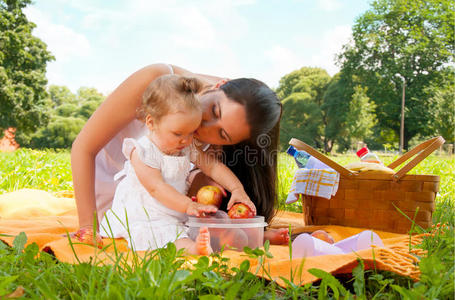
<box><xmin>220</xmin><ymin>79</ymin><xmax>282</xmax><ymax>223</ymax></box>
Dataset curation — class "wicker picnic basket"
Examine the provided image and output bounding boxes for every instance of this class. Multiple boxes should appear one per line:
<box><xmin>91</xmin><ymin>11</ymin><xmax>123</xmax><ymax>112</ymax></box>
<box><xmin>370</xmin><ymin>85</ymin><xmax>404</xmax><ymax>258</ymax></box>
<box><xmin>289</xmin><ymin>136</ymin><xmax>445</xmax><ymax>233</ymax></box>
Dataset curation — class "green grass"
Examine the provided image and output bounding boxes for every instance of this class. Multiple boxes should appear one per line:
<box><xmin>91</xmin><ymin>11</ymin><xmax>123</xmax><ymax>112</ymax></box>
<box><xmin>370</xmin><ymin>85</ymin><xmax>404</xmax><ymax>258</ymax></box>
<box><xmin>0</xmin><ymin>148</ymin><xmax>72</xmax><ymax>194</ymax></box>
<box><xmin>0</xmin><ymin>148</ymin><xmax>454</xmax><ymax>298</ymax></box>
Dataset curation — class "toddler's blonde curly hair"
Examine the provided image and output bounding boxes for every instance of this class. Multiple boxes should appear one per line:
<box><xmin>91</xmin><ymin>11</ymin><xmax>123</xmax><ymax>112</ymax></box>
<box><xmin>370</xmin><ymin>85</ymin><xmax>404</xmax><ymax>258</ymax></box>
<box><xmin>137</xmin><ymin>74</ymin><xmax>204</xmax><ymax>122</ymax></box>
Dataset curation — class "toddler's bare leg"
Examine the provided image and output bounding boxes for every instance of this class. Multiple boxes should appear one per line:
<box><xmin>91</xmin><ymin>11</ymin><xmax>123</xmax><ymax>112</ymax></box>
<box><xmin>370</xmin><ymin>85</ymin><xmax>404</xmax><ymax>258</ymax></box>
<box><xmin>175</xmin><ymin>227</ymin><xmax>213</xmax><ymax>255</ymax></box>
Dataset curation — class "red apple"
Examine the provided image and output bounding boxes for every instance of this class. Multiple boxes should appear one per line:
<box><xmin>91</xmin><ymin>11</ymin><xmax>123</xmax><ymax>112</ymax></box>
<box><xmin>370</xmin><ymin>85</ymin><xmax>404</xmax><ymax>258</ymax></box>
<box><xmin>228</xmin><ymin>203</ymin><xmax>255</xmax><ymax>219</ymax></box>
<box><xmin>196</xmin><ymin>185</ymin><xmax>223</xmax><ymax>208</ymax></box>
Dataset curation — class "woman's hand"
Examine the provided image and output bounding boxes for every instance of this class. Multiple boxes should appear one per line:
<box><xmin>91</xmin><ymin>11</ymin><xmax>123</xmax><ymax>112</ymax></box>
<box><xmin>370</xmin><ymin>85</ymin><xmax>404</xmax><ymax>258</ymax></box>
<box><xmin>72</xmin><ymin>226</ymin><xmax>104</xmax><ymax>249</ymax></box>
<box><xmin>186</xmin><ymin>201</ymin><xmax>218</xmax><ymax>217</ymax></box>
<box><xmin>227</xmin><ymin>188</ymin><xmax>257</xmax><ymax>215</ymax></box>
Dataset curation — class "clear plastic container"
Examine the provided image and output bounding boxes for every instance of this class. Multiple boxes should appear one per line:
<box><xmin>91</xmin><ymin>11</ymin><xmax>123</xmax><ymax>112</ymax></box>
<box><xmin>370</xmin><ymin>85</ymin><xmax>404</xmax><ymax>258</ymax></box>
<box><xmin>186</xmin><ymin>211</ymin><xmax>267</xmax><ymax>252</ymax></box>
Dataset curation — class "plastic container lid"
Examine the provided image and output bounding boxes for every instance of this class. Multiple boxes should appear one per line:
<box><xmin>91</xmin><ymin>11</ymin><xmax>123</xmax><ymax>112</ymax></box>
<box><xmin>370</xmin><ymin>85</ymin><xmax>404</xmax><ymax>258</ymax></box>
<box><xmin>356</xmin><ymin>147</ymin><xmax>369</xmax><ymax>158</ymax></box>
<box><xmin>186</xmin><ymin>215</ymin><xmax>267</xmax><ymax>229</ymax></box>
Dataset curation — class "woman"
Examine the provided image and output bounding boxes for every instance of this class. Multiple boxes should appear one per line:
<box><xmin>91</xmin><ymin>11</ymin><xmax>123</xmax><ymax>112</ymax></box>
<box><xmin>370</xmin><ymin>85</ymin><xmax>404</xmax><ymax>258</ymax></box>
<box><xmin>71</xmin><ymin>63</ymin><xmax>286</xmax><ymax>245</ymax></box>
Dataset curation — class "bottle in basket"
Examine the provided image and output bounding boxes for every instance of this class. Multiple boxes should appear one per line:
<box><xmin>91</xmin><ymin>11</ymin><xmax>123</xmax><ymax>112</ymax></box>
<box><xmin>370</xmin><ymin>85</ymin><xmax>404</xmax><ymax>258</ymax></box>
<box><xmin>356</xmin><ymin>147</ymin><xmax>382</xmax><ymax>164</ymax></box>
<box><xmin>286</xmin><ymin>145</ymin><xmax>311</xmax><ymax>168</ymax></box>
<box><xmin>287</xmin><ymin>145</ymin><xmax>331</xmax><ymax>169</ymax></box>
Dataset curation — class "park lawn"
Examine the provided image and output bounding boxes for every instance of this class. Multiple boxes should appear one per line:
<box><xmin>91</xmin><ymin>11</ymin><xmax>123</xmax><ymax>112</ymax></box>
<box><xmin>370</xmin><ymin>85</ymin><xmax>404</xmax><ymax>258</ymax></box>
<box><xmin>0</xmin><ymin>149</ymin><xmax>453</xmax><ymax>298</ymax></box>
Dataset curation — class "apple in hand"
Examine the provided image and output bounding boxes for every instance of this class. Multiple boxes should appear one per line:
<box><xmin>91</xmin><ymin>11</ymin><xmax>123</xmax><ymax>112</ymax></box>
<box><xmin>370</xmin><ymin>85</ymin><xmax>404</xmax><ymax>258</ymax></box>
<box><xmin>228</xmin><ymin>203</ymin><xmax>255</xmax><ymax>219</ymax></box>
<box><xmin>196</xmin><ymin>185</ymin><xmax>223</xmax><ymax>208</ymax></box>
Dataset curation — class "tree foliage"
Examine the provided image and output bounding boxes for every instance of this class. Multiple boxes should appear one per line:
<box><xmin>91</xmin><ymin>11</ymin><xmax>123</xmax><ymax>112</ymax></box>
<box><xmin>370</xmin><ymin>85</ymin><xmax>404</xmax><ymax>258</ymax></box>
<box><xmin>427</xmin><ymin>68</ymin><xmax>455</xmax><ymax>143</ymax></box>
<box><xmin>16</xmin><ymin>85</ymin><xmax>105</xmax><ymax>149</ymax></box>
<box><xmin>345</xmin><ymin>85</ymin><xmax>377</xmax><ymax>144</ymax></box>
<box><xmin>0</xmin><ymin>0</ymin><xmax>54</xmax><ymax>132</ymax></box>
<box><xmin>337</xmin><ymin>0</ymin><xmax>455</xmax><ymax>149</ymax></box>
<box><xmin>320</xmin><ymin>73</ymin><xmax>353</xmax><ymax>152</ymax></box>
<box><xmin>48</xmin><ymin>85</ymin><xmax>76</xmax><ymax>107</ymax></box>
<box><xmin>29</xmin><ymin>116</ymin><xmax>85</xmax><ymax>149</ymax></box>
<box><xmin>277</xmin><ymin>67</ymin><xmax>331</xmax><ymax>151</ymax></box>
<box><xmin>73</xmin><ymin>87</ymin><xmax>104</xmax><ymax>120</ymax></box>
<box><xmin>278</xmin><ymin>68</ymin><xmax>381</xmax><ymax>153</ymax></box>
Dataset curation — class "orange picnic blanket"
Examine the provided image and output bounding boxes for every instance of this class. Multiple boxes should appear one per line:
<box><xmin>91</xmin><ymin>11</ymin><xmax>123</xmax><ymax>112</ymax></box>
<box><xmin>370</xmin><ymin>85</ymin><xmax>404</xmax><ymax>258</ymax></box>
<box><xmin>0</xmin><ymin>189</ymin><xmax>424</xmax><ymax>286</ymax></box>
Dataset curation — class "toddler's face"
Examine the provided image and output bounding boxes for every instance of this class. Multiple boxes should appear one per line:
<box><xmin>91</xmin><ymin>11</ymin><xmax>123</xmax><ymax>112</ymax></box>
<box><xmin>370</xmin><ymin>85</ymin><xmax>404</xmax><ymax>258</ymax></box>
<box><xmin>147</xmin><ymin>110</ymin><xmax>202</xmax><ymax>155</ymax></box>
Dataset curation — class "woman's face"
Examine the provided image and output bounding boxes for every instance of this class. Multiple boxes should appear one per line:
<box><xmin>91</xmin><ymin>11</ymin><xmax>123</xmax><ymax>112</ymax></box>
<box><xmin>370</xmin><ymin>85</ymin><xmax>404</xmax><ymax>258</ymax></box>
<box><xmin>195</xmin><ymin>90</ymin><xmax>251</xmax><ymax>145</ymax></box>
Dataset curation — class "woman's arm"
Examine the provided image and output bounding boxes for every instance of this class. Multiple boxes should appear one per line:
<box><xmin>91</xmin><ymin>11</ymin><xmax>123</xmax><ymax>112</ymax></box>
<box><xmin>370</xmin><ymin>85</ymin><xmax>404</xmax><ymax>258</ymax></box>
<box><xmin>194</xmin><ymin>151</ymin><xmax>256</xmax><ymax>214</ymax></box>
<box><xmin>171</xmin><ymin>65</ymin><xmax>224</xmax><ymax>86</ymax></box>
<box><xmin>71</xmin><ymin>63</ymin><xmax>176</xmax><ymax>229</ymax></box>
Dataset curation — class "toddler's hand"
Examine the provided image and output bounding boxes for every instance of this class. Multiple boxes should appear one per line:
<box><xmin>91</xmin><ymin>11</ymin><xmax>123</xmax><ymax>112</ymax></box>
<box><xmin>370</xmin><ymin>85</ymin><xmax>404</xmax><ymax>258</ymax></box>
<box><xmin>227</xmin><ymin>188</ymin><xmax>256</xmax><ymax>215</ymax></box>
<box><xmin>72</xmin><ymin>226</ymin><xmax>104</xmax><ymax>249</ymax></box>
<box><xmin>186</xmin><ymin>201</ymin><xmax>218</xmax><ymax>217</ymax></box>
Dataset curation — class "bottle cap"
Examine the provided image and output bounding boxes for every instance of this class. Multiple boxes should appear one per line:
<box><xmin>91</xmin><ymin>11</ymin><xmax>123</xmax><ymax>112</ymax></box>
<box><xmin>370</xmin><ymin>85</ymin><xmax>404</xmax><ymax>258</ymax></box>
<box><xmin>286</xmin><ymin>146</ymin><xmax>297</xmax><ymax>156</ymax></box>
<box><xmin>356</xmin><ymin>147</ymin><xmax>369</xmax><ymax>158</ymax></box>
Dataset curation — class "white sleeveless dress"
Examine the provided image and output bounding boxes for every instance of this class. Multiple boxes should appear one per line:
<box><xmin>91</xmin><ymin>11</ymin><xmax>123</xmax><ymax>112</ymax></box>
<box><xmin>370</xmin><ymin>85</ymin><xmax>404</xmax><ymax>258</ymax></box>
<box><xmin>94</xmin><ymin>64</ymin><xmax>175</xmax><ymax>222</ymax></box>
<box><xmin>99</xmin><ymin>135</ymin><xmax>194</xmax><ymax>251</ymax></box>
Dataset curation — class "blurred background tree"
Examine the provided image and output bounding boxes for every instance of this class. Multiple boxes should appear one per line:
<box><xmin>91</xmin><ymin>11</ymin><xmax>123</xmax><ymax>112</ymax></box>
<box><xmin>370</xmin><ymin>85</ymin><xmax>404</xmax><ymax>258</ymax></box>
<box><xmin>73</xmin><ymin>87</ymin><xmax>104</xmax><ymax>120</ymax></box>
<box><xmin>17</xmin><ymin>85</ymin><xmax>105</xmax><ymax>149</ymax></box>
<box><xmin>321</xmin><ymin>73</ymin><xmax>355</xmax><ymax>153</ymax></box>
<box><xmin>426</xmin><ymin>67</ymin><xmax>455</xmax><ymax>144</ymax></box>
<box><xmin>345</xmin><ymin>86</ymin><xmax>377</xmax><ymax>147</ymax></box>
<box><xmin>1</xmin><ymin>1</ymin><xmax>106</xmax><ymax>149</ymax></box>
<box><xmin>0</xmin><ymin>0</ymin><xmax>54</xmax><ymax>134</ymax></box>
<box><xmin>336</xmin><ymin>0</ymin><xmax>454</xmax><ymax>150</ymax></box>
<box><xmin>277</xmin><ymin>67</ymin><xmax>330</xmax><ymax>151</ymax></box>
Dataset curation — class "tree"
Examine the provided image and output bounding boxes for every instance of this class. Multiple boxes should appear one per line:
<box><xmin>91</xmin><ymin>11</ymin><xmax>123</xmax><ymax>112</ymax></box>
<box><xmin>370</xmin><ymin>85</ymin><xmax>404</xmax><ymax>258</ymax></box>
<box><xmin>345</xmin><ymin>86</ymin><xmax>377</xmax><ymax>144</ymax></box>
<box><xmin>277</xmin><ymin>67</ymin><xmax>331</xmax><ymax>151</ymax></box>
<box><xmin>321</xmin><ymin>73</ymin><xmax>353</xmax><ymax>152</ymax></box>
<box><xmin>29</xmin><ymin>116</ymin><xmax>85</xmax><ymax>149</ymax></box>
<box><xmin>54</xmin><ymin>103</ymin><xmax>78</xmax><ymax>117</ymax></box>
<box><xmin>280</xmin><ymin>93</ymin><xmax>323</xmax><ymax>150</ymax></box>
<box><xmin>0</xmin><ymin>0</ymin><xmax>54</xmax><ymax>133</ymax></box>
<box><xmin>428</xmin><ymin>88</ymin><xmax>454</xmax><ymax>143</ymax></box>
<box><xmin>48</xmin><ymin>85</ymin><xmax>77</xmax><ymax>107</ymax></box>
<box><xmin>17</xmin><ymin>85</ymin><xmax>105</xmax><ymax>149</ymax></box>
<box><xmin>76</xmin><ymin>87</ymin><xmax>104</xmax><ymax>103</ymax></box>
<box><xmin>73</xmin><ymin>87</ymin><xmax>104</xmax><ymax>119</ymax></box>
<box><xmin>337</xmin><ymin>0</ymin><xmax>455</xmax><ymax>149</ymax></box>
<box><xmin>426</xmin><ymin>68</ymin><xmax>455</xmax><ymax>144</ymax></box>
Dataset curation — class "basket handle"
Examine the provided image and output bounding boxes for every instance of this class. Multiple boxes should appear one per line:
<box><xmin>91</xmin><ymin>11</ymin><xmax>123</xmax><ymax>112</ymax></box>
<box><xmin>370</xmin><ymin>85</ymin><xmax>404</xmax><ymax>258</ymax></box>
<box><xmin>388</xmin><ymin>136</ymin><xmax>445</xmax><ymax>181</ymax></box>
<box><xmin>289</xmin><ymin>138</ymin><xmax>355</xmax><ymax>178</ymax></box>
